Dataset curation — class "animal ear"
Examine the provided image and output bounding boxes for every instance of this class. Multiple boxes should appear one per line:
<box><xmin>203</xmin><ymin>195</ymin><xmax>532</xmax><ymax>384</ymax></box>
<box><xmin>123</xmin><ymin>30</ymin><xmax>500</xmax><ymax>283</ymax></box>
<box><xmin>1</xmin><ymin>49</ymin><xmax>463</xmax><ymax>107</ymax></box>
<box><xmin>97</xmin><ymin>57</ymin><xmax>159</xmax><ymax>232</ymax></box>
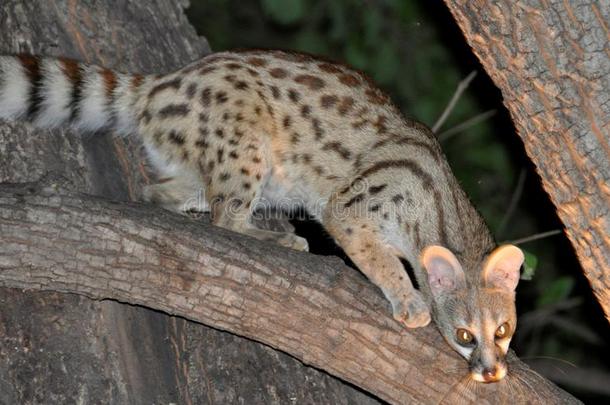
<box><xmin>482</xmin><ymin>245</ymin><xmax>524</xmax><ymax>291</ymax></box>
<box><xmin>420</xmin><ymin>246</ymin><xmax>465</xmax><ymax>298</ymax></box>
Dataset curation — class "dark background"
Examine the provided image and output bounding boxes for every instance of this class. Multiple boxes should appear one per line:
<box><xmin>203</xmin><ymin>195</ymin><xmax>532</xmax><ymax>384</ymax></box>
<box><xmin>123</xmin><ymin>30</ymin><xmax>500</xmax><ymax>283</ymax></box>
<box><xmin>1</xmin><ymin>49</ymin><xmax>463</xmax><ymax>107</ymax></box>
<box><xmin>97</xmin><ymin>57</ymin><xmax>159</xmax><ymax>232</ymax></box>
<box><xmin>185</xmin><ymin>0</ymin><xmax>610</xmax><ymax>401</ymax></box>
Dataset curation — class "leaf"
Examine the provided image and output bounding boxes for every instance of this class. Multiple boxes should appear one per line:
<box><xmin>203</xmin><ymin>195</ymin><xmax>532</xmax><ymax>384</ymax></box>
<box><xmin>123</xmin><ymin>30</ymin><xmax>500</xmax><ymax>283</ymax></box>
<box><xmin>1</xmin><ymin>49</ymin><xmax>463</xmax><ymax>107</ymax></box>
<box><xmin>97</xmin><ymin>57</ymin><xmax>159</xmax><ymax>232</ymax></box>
<box><xmin>536</xmin><ymin>276</ymin><xmax>574</xmax><ymax>307</ymax></box>
<box><xmin>261</xmin><ymin>0</ymin><xmax>306</xmax><ymax>25</ymax></box>
<box><xmin>520</xmin><ymin>250</ymin><xmax>537</xmax><ymax>280</ymax></box>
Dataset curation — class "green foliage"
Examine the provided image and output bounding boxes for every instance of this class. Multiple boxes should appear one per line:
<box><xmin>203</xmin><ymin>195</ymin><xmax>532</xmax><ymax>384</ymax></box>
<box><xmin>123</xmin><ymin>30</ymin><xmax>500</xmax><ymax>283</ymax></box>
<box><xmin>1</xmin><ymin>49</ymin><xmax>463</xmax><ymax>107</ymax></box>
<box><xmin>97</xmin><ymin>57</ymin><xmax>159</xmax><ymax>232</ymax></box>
<box><xmin>521</xmin><ymin>250</ymin><xmax>538</xmax><ymax>281</ymax></box>
<box><xmin>536</xmin><ymin>276</ymin><xmax>574</xmax><ymax>308</ymax></box>
<box><xmin>261</xmin><ymin>0</ymin><xmax>307</xmax><ymax>25</ymax></box>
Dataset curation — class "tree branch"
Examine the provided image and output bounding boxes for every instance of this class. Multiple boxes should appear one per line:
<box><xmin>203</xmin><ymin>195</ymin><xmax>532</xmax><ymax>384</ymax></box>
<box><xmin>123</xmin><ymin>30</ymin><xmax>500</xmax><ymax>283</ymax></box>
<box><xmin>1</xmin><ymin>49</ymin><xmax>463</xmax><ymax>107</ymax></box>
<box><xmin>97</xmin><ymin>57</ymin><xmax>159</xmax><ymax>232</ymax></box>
<box><xmin>0</xmin><ymin>182</ymin><xmax>578</xmax><ymax>404</ymax></box>
<box><xmin>432</xmin><ymin>70</ymin><xmax>477</xmax><ymax>133</ymax></box>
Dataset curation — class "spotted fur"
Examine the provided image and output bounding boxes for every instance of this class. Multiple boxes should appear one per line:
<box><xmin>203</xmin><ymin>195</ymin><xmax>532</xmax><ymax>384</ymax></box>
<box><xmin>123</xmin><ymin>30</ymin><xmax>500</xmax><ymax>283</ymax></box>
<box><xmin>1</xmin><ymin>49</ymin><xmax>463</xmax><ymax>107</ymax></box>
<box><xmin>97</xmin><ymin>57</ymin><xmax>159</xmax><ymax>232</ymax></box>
<box><xmin>0</xmin><ymin>50</ymin><xmax>523</xmax><ymax>382</ymax></box>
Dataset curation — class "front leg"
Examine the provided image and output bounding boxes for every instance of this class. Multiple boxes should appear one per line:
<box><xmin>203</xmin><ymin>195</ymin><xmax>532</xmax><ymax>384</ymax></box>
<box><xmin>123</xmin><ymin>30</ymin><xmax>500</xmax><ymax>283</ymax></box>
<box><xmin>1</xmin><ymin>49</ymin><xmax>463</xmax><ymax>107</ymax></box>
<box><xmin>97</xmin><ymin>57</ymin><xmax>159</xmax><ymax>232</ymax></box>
<box><xmin>324</xmin><ymin>214</ymin><xmax>430</xmax><ymax>328</ymax></box>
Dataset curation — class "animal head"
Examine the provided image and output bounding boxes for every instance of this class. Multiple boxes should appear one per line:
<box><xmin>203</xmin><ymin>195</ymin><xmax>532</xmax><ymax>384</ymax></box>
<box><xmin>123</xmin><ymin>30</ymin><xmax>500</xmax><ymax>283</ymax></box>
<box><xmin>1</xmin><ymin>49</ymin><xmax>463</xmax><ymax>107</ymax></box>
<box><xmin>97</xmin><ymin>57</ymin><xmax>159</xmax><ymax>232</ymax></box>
<box><xmin>420</xmin><ymin>245</ymin><xmax>524</xmax><ymax>383</ymax></box>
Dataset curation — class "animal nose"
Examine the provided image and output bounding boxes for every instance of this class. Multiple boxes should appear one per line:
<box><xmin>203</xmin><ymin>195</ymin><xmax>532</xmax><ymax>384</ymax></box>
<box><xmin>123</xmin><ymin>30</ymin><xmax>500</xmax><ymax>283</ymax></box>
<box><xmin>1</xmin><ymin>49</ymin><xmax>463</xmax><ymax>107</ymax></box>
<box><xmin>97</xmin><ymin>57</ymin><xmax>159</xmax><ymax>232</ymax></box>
<box><xmin>482</xmin><ymin>367</ymin><xmax>498</xmax><ymax>382</ymax></box>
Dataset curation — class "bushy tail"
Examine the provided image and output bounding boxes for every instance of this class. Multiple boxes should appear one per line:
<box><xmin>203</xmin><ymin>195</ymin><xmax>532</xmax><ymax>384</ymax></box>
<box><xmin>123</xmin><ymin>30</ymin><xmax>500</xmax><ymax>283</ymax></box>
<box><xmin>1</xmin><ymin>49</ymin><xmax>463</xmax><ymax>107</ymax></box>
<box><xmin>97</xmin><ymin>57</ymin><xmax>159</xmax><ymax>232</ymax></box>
<box><xmin>0</xmin><ymin>54</ymin><xmax>147</xmax><ymax>134</ymax></box>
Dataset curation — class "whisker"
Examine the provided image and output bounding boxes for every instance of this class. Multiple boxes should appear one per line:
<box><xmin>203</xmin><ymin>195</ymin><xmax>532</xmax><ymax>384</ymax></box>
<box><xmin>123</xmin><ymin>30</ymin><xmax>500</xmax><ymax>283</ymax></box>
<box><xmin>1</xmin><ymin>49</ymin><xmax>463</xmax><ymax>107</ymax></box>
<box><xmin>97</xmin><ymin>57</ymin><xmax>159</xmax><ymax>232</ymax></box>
<box><xmin>443</xmin><ymin>366</ymin><xmax>469</xmax><ymax>375</ymax></box>
<box><xmin>437</xmin><ymin>374</ymin><xmax>472</xmax><ymax>405</ymax></box>
<box><xmin>501</xmin><ymin>377</ymin><xmax>513</xmax><ymax>403</ymax></box>
<box><xmin>504</xmin><ymin>374</ymin><xmax>526</xmax><ymax>403</ymax></box>
<box><xmin>520</xmin><ymin>355</ymin><xmax>578</xmax><ymax>369</ymax></box>
<box><xmin>512</xmin><ymin>372</ymin><xmax>543</xmax><ymax>404</ymax></box>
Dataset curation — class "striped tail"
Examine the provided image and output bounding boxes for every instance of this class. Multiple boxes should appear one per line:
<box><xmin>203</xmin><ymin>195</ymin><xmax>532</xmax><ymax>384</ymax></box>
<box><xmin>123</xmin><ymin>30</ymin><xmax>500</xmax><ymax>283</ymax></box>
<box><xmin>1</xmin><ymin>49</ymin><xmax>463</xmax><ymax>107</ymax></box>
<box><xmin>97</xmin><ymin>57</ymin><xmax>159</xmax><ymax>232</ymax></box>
<box><xmin>0</xmin><ymin>54</ymin><xmax>146</xmax><ymax>134</ymax></box>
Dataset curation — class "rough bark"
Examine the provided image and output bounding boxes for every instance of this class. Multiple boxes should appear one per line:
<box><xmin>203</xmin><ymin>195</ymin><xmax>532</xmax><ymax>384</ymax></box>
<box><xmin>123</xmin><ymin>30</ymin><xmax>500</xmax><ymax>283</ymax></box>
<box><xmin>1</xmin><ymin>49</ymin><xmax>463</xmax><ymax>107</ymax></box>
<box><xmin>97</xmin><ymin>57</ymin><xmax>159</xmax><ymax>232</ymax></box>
<box><xmin>442</xmin><ymin>1</ymin><xmax>610</xmax><ymax>319</ymax></box>
<box><xmin>0</xmin><ymin>1</ymin><xmax>378</xmax><ymax>404</ymax></box>
<box><xmin>0</xmin><ymin>182</ymin><xmax>579</xmax><ymax>404</ymax></box>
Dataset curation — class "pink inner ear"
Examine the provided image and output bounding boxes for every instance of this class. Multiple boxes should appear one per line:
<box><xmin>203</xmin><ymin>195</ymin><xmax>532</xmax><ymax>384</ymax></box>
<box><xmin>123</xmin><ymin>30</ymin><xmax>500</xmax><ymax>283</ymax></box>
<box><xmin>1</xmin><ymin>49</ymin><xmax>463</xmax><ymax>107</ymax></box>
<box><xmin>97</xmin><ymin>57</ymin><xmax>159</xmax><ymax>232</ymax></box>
<box><xmin>428</xmin><ymin>258</ymin><xmax>455</xmax><ymax>290</ymax></box>
<box><xmin>487</xmin><ymin>266</ymin><xmax>520</xmax><ymax>291</ymax></box>
<box><xmin>483</xmin><ymin>245</ymin><xmax>524</xmax><ymax>291</ymax></box>
<box><xmin>421</xmin><ymin>246</ymin><xmax>465</xmax><ymax>297</ymax></box>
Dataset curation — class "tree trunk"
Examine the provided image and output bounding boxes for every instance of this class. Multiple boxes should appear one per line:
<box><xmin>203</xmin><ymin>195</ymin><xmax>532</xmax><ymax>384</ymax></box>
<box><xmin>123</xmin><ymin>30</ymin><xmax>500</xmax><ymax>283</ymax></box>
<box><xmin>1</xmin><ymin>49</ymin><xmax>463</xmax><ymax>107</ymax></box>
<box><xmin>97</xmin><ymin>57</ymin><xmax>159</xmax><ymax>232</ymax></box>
<box><xmin>0</xmin><ymin>1</ymin><xmax>378</xmax><ymax>404</ymax></box>
<box><xmin>442</xmin><ymin>0</ymin><xmax>610</xmax><ymax>319</ymax></box>
<box><xmin>0</xmin><ymin>1</ymin><xmax>580</xmax><ymax>404</ymax></box>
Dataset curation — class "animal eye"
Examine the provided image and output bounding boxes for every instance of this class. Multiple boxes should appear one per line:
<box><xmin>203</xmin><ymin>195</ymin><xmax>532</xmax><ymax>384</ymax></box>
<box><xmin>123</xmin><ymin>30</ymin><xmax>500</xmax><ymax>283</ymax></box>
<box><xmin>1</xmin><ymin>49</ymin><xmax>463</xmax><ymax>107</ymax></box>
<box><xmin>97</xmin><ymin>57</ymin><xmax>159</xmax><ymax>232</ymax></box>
<box><xmin>495</xmin><ymin>322</ymin><xmax>510</xmax><ymax>339</ymax></box>
<box><xmin>456</xmin><ymin>328</ymin><xmax>474</xmax><ymax>346</ymax></box>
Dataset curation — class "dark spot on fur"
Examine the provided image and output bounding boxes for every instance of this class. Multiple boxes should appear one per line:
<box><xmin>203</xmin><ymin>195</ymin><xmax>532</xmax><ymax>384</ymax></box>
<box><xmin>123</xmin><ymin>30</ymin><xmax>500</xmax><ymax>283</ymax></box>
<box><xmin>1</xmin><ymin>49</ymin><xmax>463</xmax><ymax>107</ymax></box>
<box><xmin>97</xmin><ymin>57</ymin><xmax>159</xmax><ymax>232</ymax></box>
<box><xmin>318</xmin><ymin>63</ymin><xmax>343</xmax><ymax>74</ymax></box>
<box><xmin>322</xmin><ymin>141</ymin><xmax>351</xmax><ymax>160</ymax></box>
<box><xmin>195</xmin><ymin>139</ymin><xmax>209</xmax><ymax>149</ymax></box>
<box><xmin>338</xmin><ymin>73</ymin><xmax>360</xmax><ymax>87</ymax></box>
<box><xmin>270</xmin><ymin>86</ymin><xmax>281</xmax><ymax>99</ymax></box>
<box><xmin>225</xmin><ymin>62</ymin><xmax>243</xmax><ymax>70</ymax></box>
<box><xmin>294</xmin><ymin>74</ymin><xmax>325</xmax><ymax>90</ymax></box>
<box><xmin>269</xmin><ymin>68</ymin><xmax>289</xmax><ymax>78</ymax></box>
<box><xmin>312</xmin><ymin>118</ymin><xmax>324</xmax><ymax>139</ymax></box>
<box><xmin>301</xmin><ymin>105</ymin><xmax>311</xmax><ymax>118</ymax></box>
<box><xmin>337</xmin><ymin>96</ymin><xmax>354</xmax><ymax>115</ymax></box>
<box><xmin>288</xmin><ymin>89</ymin><xmax>300</xmax><ymax>103</ymax></box>
<box><xmin>247</xmin><ymin>57</ymin><xmax>268</xmax><ymax>67</ymax></box>
<box><xmin>392</xmin><ymin>194</ymin><xmax>404</xmax><ymax>204</ymax></box>
<box><xmin>158</xmin><ymin>103</ymin><xmax>190</xmax><ymax>118</ymax></box>
<box><xmin>345</xmin><ymin>193</ymin><xmax>364</xmax><ymax>208</ymax></box>
<box><xmin>320</xmin><ymin>95</ymin><xmax>338</xmax><ymax>108</ymax></box>
<box><xmin>234</xmin><ymin>81</ymin><xmax>249</xmax><ymax>90</ymax></box>
<box><xmin>369</xmin><ymin>184</ymin><xmax>387</xmax><ymax>194</ymax></box>
<box><xmin>168</xmin><ymin>130</ymin><xmax>185</xmax><ymax>145</ymax></box>
<box><xmin>199</xmin><ymin>66</ymin><xmax>217</xmax><ymax>75</ymax></box>
<box><xmin>149</xmin><ymin>77</ymin><xmax>181</xmax><ymax>98</ymax></box>
<box><xmin>200</xmin><ymin>87</ymin><xmax>212</xmax><ymax>107</ymax></box>
<box><xmin>141</xmin><ymin>109</ymin><xmax>152</xmax><ymax>123</ymax></box>
<box><xmin>366</xmin><ymin>88</ymin><xmax>387</xmax><ymax>105</ymax></box>
<box><xmin>215</xmin><ymin>91</ymin><xmax>228</xmax><ymax>104</ymax></box>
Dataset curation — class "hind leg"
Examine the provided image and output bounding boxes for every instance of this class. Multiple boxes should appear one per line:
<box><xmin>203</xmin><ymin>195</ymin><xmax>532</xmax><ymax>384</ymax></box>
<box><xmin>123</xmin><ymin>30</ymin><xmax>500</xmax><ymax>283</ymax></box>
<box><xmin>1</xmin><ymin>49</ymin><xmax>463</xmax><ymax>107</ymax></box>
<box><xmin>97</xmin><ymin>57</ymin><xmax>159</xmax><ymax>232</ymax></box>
<box><xmin>143</xmin><ymin>173</ymin><xmax>208</xmax><ymax>214</ymax></box>
<box><xmin>203</xmin><ymin>147</ymin><xmax>308</xmax><ymax>251</ymax></box>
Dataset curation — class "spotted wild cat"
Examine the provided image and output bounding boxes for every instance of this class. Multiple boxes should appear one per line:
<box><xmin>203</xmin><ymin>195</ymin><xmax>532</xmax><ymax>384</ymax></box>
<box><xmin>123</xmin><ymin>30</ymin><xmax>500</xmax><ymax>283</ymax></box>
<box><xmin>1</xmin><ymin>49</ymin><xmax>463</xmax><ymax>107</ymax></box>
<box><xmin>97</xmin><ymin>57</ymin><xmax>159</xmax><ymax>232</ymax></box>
<box><xmin>0</xmin><ymin>50</ymin><xmax>524</xmax><ymax>382</ymax></box>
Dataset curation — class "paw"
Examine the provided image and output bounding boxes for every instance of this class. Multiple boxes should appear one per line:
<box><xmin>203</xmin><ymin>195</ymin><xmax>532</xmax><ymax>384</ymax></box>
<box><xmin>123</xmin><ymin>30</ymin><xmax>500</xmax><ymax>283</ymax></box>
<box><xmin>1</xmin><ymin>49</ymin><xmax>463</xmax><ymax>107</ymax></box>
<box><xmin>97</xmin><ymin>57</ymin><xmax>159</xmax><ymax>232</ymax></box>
<box><xmin>391</xmin><ymin>291</ymin><xmax>431</xmax><ymax>328</ymax></box>
<box><xmin>277</xmin><ymin>233</ymin><xmax>309</xmax><ymax>252</ymax></box>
